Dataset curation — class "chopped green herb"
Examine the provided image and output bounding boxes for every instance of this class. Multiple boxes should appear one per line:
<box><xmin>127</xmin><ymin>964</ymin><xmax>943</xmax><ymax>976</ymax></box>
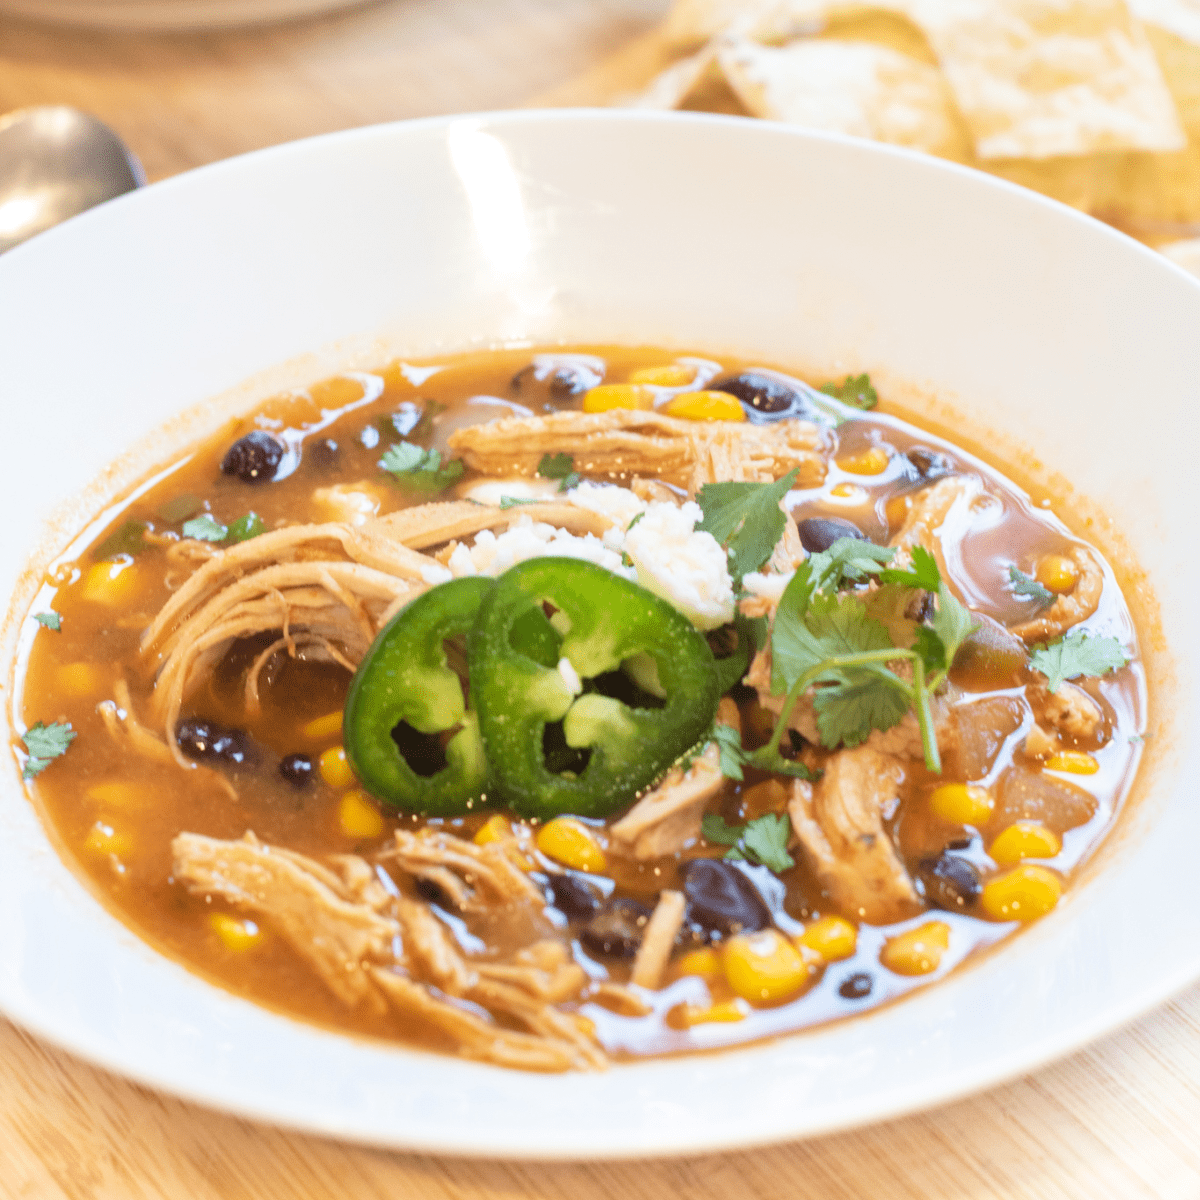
<box><xmin>410</xmin><ymin>399</ymin><xmax>446</xmax><ymax>441</ymax></box>
<box><xmin>880</xmin><ymin>544</ymin><xmax>941</xmax><ymax>592</ymax></box>
<box><xmin>806</xmin><ymin>537</ymin><xmax>896</xmax><ymax>595</ymax></box>
<box><xmin>182</xmin><ymin>514</ymin><xmax>228</xmax><ymax>542</ymax></box>
<box><xmin>701</xmin><ymin>812</ymin><xmax>795</xmax><ymax>873</ymax></box>
<box><xmin>711</xmin><ymin>722</ymin><xmax>748</xmax><ymax>781</ymax></box>
<box><xmin>499</xmin><ymin>496</ymin><xmax>540</xmax><ymax>510</ymax></box>
<box><xmin>21</xmin><ymin>721</ymin><xmax>76</xmax><ymax>780</ymax></box>
<box><xmin>92</xmin><ymin>519</ymin><xmax>147</xmax><ymax>562</ymax></box>
<box><xmin>156</xmin><ymin>493</ymin><xmax>203</xmax><ymax>523</ymax></box>
<box><xmin>33</xmin><ymin>611</ymin><xmax>61</xmax><ymax>631</ymax></box>
<box><xmin>819</xmin><ymin>373</ymin><xmax>878</xmax><ymax>411</ymax></box>
<box><xmin>226</xmin><ymin>512</ymin><xmax>266</xmax><ymax>543</ymax></box>
<box><xmin>537</xmin><ymin>452</ymin><xmax>581</xmax><ymax>493</ymax></box>
<box><xmin>1030</xmin><ymin>630</ymin><xmax>1128</xmax><ymax>693</ymax></box>
<box><xmin>1008</xmin><ymin>565</ymin><xmax>1055</xmax><ymax>608</ymax></box>
<box><xmin>696</xmin><ymin>468</ymin><xmax>799</xmax><ymax>585</ymax></box>
<box><xmin>626</xmin><ymin>512</ymin><xmax>644</xmax><ymax>532</ymax></box>
<box><xmin>379</xmin><ymin>442</ymin><xmax>464</xmax><ymax>493</ymax></box>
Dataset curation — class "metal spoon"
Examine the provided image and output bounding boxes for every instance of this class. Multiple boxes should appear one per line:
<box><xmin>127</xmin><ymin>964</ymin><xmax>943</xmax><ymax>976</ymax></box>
<box><xmin>0</xmin><ymin>105</ymin><xmax>144</xmax><ymax>253</ymax></box>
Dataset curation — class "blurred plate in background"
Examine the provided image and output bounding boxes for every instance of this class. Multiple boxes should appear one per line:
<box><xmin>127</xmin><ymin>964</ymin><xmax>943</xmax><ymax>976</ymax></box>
<box><xmin>0</xmin><ymin>0</ymin><xmax>380</xmax><ymax>30</ymax></box>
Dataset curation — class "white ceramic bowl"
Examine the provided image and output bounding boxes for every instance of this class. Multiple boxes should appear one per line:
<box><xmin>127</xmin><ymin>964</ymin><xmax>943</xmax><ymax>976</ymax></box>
<box><xmin>2</xmin><ymin>111</ymin><xmax>1199</xmax><ymax>1159</ymax></box>
<box><xmin>0</xmin><ymin>0</ymin><xmax>377</xmax><ymax>30</ymax></box>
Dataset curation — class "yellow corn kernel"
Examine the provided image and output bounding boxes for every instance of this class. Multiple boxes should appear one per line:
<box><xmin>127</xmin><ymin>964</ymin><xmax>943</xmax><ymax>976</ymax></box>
<box><xmin>980</xmin><ymin>865</ymin><xmax>1062</xmax><ymax>922</ymax></box>
<box><xmin>675</xmin><ymin>946</ymin><xmax>723</xmax><ymax>982</ymax></box>
<box><xmin>582</xmin><ymin>383</ymin><xmax>655</xmax><ymax>413</ymax></box>
<box><xmin>474</xmin><ymin>813</ymin><xmax>512</xmax><ymax>846</ymax></box>
<box><xmin>339</xmin><ymin>789</ymin><xmax>386</xmax><ymax>838</ymax></box>
<box><xmin>536</xmin><ymin>817</ymin><xmax>607</xmax><ymax>873</ymax></box>
<box><xmin>662</xmin><ymin>391</ymin><xmax>746</xmax><ymax>423</ymax></box>
<box><xmin>302</xmin><ymin>709</ymin><xmax>343</xmax><ymax>742</ymax></box>
<box><xmin>629</xmin><ymin>364</ymin><xmax>695</xmax><ymax>387</ymax></box>
<box><xmin>86</xmin><ymin>781</ymin><xmax>149</xmax><ymax>810</ymax></box>
<box><xmin>676</xmin><ymin>998</ymin><xmax>748</xmax><ymax>1027</ymax></box>
<box><xmin>1046</xmin><ymin>750</ymin><xmax>1099</xmax><ymax>775</ymax></box>
<box><xmin>1035</xmin><ymin>554</ymin><xmax>1079</xmax><ymax>595</ymax></box>
<box><xmin>828</xmin><ymin>483</ymin><xmax>866</xmax><ymax>502</ymax></box>
<box><xmin>798</xmin><ymin>915</ymin><xmax>858</xmax><ymax>961</ymax></box>
<box><xmin>990</xmin><ymin>821</ymin><xmax>1062</xmax><ymax>866</ymax></box>
<box><xmin>885</xmin><ymin>492</ymin><xmax>913</xmax><ymax>530</ymax></box>
<box><xmin>880</xmin><ymin>920</ymin><xmax>951</xmax><ymax>976</ymax></box>
<box><xmin>318</xmin><ymin>746</ymin><xmax>356</xmax><ymax>790</ymax></box>
<box><xmin>723</xmin><ymin>928</ymin><xmax>815</xmax><ymax>1005</ymax></box>
<box><xmin>57</xmin><ymin>661</ymin><xmax>108</xmax><ymax>698</ymax></box>
<box><xmin>929</xmin><ymin>782</ymin><xmax>994</xmax><ymax>826</ymax></box>
<box><xmin>836</xmin><ymin>446</ymin><xmax>890</xmax><ymax>476</ymax></box>
<box><xmin>79</xmin><ymin>560</ymin><xmax>140</xmax><ymax>606</ymax></box>
<box><xmin>84</xmin><ymin>820</ymin><xmax>133</xmax><ymax>857</ymax></box>
<box><xmin>210</xmin><ymin>912</ymin><xmax>263</xmax><ymax>952</ymax></box>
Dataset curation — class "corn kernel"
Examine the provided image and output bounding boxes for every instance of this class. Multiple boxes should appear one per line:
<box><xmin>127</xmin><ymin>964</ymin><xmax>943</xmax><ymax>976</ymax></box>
<box><xmin>318</xmin><ymin>746</ymin><xmax>356</xmax><ymax>790</ymax></box>
<box><xmin>723</xmin><ymin>928</ymin><xmax>815</xmax><ymax>1004</ymax></box>
<box><xmin>675</xmin><ymin>946</ymin><xmax>723</xmax><ymax>981</ymax></box>
<box><xmin>339</xmin><ymin>789</ymin><xmax>385</xmax><ymax>838</ymax></box>
<box><xmin>1035</xmin><ymin>554</ymin><xmax>1079</xmax><ymax>595</ymax></box>
<box><xmin>798</xmin><ymin>915</ymin><xmax>858</xmax><ymax>961</ymax></box>
<box><xmin>990</xmin><ymin>821</ymin><xmax>1062</xmax><ymax>866</ymax></box>
<box><xmin>536</xmin><ymin>817</ymin><xmax>607</xmax><ymax>873</ymax></box>
<box><xmin>676</xmin><ymin>998</ymin><xmax>748</xmax><ymax>1027</ymax></box>
<box><xmin>582</xmin><ymin>384</ymin><xmax>655</xmax><ymax>413</ymax></box>
<box><xmin>880</xmin><ymin>920</ymin><xmax>951</xmax><ymax>976</ymax></box>
<box><xmin>980</xmin><ymin>865</ymin><xmax>1062</xmax><ymax>921</ymax></box>
<box><xmin>885</xmin><ymin>492</ymin><xmax>912</xmax><ymax>530</ymax></box>
<box><xmin>57</xmin><ymin>661</ymin><xmax>108</xmax><ymax>698</ymax></box>
<box><xmin>1046</xmin><ymin>750</ymin><xmax>1099</xmax><ymax>775</ymax></box>
<box><xmin>302</xmin><ymin>709</ymin><xmax>343</xmax><ymax>742</ymax></box>
<box><xmin>929</xmin><ymin>782</ymin><xmax>994</xmax><ymax>826</ymax></box>
<box><xmin>828</xmin><ymin>483</ymin><xmax>866</xmax><ymax>503</ymax></box>
<box><xmin>474</xmin><ymin>813</ymin><xmax>512</xmax><ymax>846</ymax></box>
<box><xmin>836</xmin><ymin>446</ymin><xmax>890</xmax><ymax>476</ymax></box>
<box><xmin>210</xmin><ymin>912</ymin><xmax>263</xmax><ymax>952</ymax></box>
<box><xmin>84</xmin><ymin>821</ymin><xmax>133</xmax><ymax>857</ymax></box>
<box><xmin>662</xmin><ymin>391</ymin><xmax>746</xmax><ymax>423</ymax></box>
<box><xmin>80</xmin><ymin>559</ymin><xmax>140</xmax><ymax>606</ymax></box>
<box><xmin>86</xmin><ymin>781</ymin><xmax>149</xmax><ymax>810</ymax></box>
<box><xmin>629</xmin><ymin>364</ymin><xmax>695</xmax><ymax>387</ymax></box>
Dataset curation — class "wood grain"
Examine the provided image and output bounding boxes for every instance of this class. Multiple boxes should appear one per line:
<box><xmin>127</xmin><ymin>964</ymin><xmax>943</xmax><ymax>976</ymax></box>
<box><xmin>3</xmin><ymin>2</ymin><xmax>1200</xmax><ymax>1194</ymax></box>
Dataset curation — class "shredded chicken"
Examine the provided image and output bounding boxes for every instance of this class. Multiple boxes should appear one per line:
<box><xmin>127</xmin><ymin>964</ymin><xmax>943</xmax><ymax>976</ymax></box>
<box><xmin>171</xmin><ymin>831</ymin><xmax>606</xmax><ymax>1071</ymax></box>
<box><xmin>630</xmin><ymin>891</ymin><xmax>686</xmax><ymax>989</ymax></box>
<box><xmin>376</xmin><ymin>499</ymin><xmax>614</xmax><ymax>549</ymax></box>
<box><xmin>1027</xmin><ymin>674</ymin><xmax>1107</xmax><ymax>746</ymax></box>
<box><xmin>787</xmin><ymin>748</ymin><xmax>921</xmax><ymax>925</ymax></box>
<box><xmin>889</xmin><ymin>474</ymin><xmax>983</xmax><ymax>600</ymax></box>
<box><xmin>448</xmin><ymin>409</ymin><xmax>828</xmax><ymax>496</ymax></box>
<box><xmin>1009</xmin><ymin>546</ymin><xmax>1104</xmax><ymax>643</ymax></box>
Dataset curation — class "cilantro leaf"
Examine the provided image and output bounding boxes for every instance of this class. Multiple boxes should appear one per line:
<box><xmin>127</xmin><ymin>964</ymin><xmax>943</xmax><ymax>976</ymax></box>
<box><xmin>21</xmin><ymin>721</ymin><xmax>76</xmax><ymax>780</ymax></box>
<box><xmin>701</xmin><ymin>813</ymin><xmax>743</xmax><ymax>847</ymax></box>
<box><xmin>701</xmin><ymin>813</ymin><xmax>795</xmax><ymax>872</ymax></box>
<box><xmin>711</xmin><ymin>723</ymin><xmax>748</xmax><ymax>781</ymax></box>
<box><xmin>93</xmin><ymin>519</ymin><xmax>147</xmax><ymax>562</ymax></box>
<box><xmin>499</xmin><ymin>496</ymin><xmax>539</xmax><ymax>510</ymax></box>
<box><xmin>696</xmin><ymin>468</ymin><xmax>799</xmax><ymax>585</ymax></box>
<box><xmin>226</xmin><ymin>512</ymin><xmax>266</xmax><ymax>543</ymax></box>
<box><xmin>182</xmin><ymin>514</ymin><xmax>228</xmax><ymax>542</ymax></box>
<box><xmin>410</xmin><ymin>398</ymin><xmax>445</xmax><ymax>441</ymax></box>
<box><xmin>930</xmin><ymin>583</ymin><xmax>977</xmax><ymax>668</ymax></box>
<box><xmin>626</xmin><ymin>512</ymin><xmax>644</xmax><ymax>532</ymax></box>
<box><xmin>880</xmin><ymin>544</ymin><xmax>941</xmax><ymax>591</ymax></box>
<box><xmin>379</xmin><ymin>442</ymin><xmax>464</xmax><ymax>493</ymax></box>
<box><xmin>33</xmin><ymin>611</ymin><xmax>61</xmax><ymax>631</ymax></box>
<box><xmin>156</xmin><ymin>493</ymin><xmax>203</xmax><ymax>523</ymax></box>
<box><xmin>819</xmin><ymin>373</ymin><xmax>878</xmax><ymax>411</ymax></box>
<box><xmin>538</xmin><ymin>453</ymin><xmax>574</xmax><ymax>478</ymax></box>
<box><xmin>812</xmin><ymin>668</ymin><xmax>910</xmax><ymax>749</ymax></box>
<box><xmin>1008</xmin><ymin>565</ymin><xmax>1054</xmax><ymax>608</ymax></box>
<box><xmin>806</xmin><ymin>537</ymin><xmax>896</xmax><ymax>595</ymax></box>
<box><xmin>862</xmin><ymin>584</ymin><xmax>919</xmax><ymax>650</ymax></box>
<box><xmin>772</xmin><ymin>590</ymin><xmax>894</xmax><ymax>696</ymax></box>
<box><xmin>1030</xmin><ymin>631</ymin><xmax>1128</xmax><ymax>693</ymax></box>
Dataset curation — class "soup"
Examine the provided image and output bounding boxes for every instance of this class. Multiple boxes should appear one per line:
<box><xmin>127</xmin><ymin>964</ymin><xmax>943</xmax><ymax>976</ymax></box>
<box><xmin>13</xmin><ymin>346</ymin><xmax>1143</xmax><ymax>1071</ymax></box>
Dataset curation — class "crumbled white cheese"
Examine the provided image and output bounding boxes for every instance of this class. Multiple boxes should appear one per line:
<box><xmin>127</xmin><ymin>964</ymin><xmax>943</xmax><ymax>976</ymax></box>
<box><xmin>565</xmin><ymin>481</ymin><xmax>647</xmax><ymax>533</ymax></box>
<box><xmin>623</xmin><ymin>501</ymin><xmax>735</xmax><ymax>630</ymax></box>
<box><xmin>459</xmin><ymin>477</ymin><xmax>560</xmax><ymax>507</ymax></box>
<box><xmin>446</xmin><ymin>515</ymin><xmax>635</xmax><ymax>580</ymax></box>
<box><xmin>310</xmin><ymin>482</ymin><xmax>385</xmax><ymax>525</ymax></box>
<box><xmin>557</xmin><ymin>656</ymin><xmax>583</xmax><ymax>695</ymax></box>
<box><xmin>420</xmin><ymin>562</ymin><xmax>454</xmax><ymax>585</ymax></box>
<box><xmin>741</xmin><ymin>570</ymin><xmax>795</xmax><ymax>604</ymax></box>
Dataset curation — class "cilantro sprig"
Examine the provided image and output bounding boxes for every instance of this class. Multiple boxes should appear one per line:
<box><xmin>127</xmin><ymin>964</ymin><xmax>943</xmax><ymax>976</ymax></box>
<box><xmin>755</xmin><ymin>543</ymin><xmax>977</xmax><ymax>773</ymax></box>
<box><xmin>20</xmin><ymin>721</ymin><xmax>76</xmax><ymax>780</ymax></box>
<box><xmin>701</xmin><ymin>812</ymin><xmax>795</xmax><ymax>873</ymax></box>
<box><xmin>819</xmin><ymin>373</ymin><xmax>878</xmax><ymax>411</ymax></box>
<box><xmin>1008</xmin><ymin>565</ymin><xmax>1054</xmax><ymax>608</ymax></box>
<box><xmin>182</xmin><ymin>511</ymin><xmax>267</xmax><ymax>545</ymax></box>
<box><xmin>1030</xmin><ymin>630</ymin><xmax>1127</xmax><ymax>693</ymax></box>
<box><xmin>696</xmin><ymin>468</ymin><xmax>799</xmax><ymax>586</ymax></box>
<box><xmin>379</xmin><ymin>441</ymin><xmax>464</xmax><ymax>493</ymax></box>
<box><xmin>537</xmin><ymin>452</ymin><xmax>582</xmax><ymax>493</ymax></box>
<box><xmin>33</xmin><ymin>611</ymin><xmax>61</xmax><ymax>631</ymax></box>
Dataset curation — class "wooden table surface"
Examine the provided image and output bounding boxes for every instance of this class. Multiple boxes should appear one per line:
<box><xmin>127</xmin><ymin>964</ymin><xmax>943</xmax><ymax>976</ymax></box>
<box><xmin>2</xmin><ymin>3</ymin><xmax>1200</xmax><ymax>1196</ymax></box>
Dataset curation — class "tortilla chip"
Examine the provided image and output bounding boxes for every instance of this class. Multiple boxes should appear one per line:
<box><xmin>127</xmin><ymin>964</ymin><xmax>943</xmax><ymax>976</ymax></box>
<box><xmin>1161</xmin><ymin>237</ymin><xmax>1200</xmax><ymax>275</ymax></box>
<box><xmin>716</xmin><ymin>36</ymin><xmax>974</xmax><ymax>160</ymax></box>
<box><xmin>905</xmin><ymin>0</ymin><xmax>1187</xmax><ymax>159</ymax></box>
<box><xmin>820</xmin><ymin>9</ymin><xmax>940</xmax><ymax>63</ymax></box>
<box><xmin>627</xmin><ymin>45</ymin><xmax>723</xmax><ymax>108</ymax></box>
<box><xmin>662</xmin><ymin>0</ymin><xmax>920</xmax><ymax>49</ymax></box>
<box><xmin>662</xmin><ymin>0</ymin><xmax>792</xmax><ymax>48</ymax></box>
<box><xmin>1128</xmin><ymin>0</ymin><xmax>1200</xmax><ymax>46</ymax></box>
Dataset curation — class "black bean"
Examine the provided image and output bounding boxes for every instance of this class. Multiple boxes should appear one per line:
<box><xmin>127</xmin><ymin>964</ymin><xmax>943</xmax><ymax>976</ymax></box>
<box><xmin>220</xmin><ymin>431</ymin><xmax>284</xmax><ymax>484</ymax></box>
<box><xmin>175</xmin><ymin>717</ymin><xmax>254</xmax><ymax>765</ymax></box>
<box><xmin>579</xmin><ymin>897</ymin><xmax>652</xmax><ymax>958</ymax></box>
<box><xmin>306</xmin><ymin>438</ymin><xmax>339</xmax><ymax>469</ymax></box>
<box><xmin>905</xmin><ymin>445</ymin><xmax>953</xmax><ymax>481</ymax></box>
<box><xmin>682</xmin><ymin>859</ymin><xmax>772</xmax><ymax>941</ymax></box>
<box><xmin>546</xmin><ymin>872</ymin><xmax>601</xmax><ymax>922</ymax></box>
<box><xmin>710</xmin><ymin>370</ymin><xmax>823</xmax><ymax>424</ymax></box>
<box><xmin>795</xmin><ymin>516</ymin><xmax>868</xmax><ymax>554</ymax></box>
<box><xmin>511</xmin><ymin>356</ymin><xmax>603</xmax><ymax>400</ymax></box>
<box><xmin>279</xmin><ymin>752</ymin><xmax>314</xmax><ymax>787</ymax></box>
<box><xmin>839</xmin><ymin>972</ymin><xmax>873</xmax><ymax>1000</ymax></box>
<box><xmin>917</xmin><ymin>853</ymin><xmax>982</xmax><ymax>911</ymax></box>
